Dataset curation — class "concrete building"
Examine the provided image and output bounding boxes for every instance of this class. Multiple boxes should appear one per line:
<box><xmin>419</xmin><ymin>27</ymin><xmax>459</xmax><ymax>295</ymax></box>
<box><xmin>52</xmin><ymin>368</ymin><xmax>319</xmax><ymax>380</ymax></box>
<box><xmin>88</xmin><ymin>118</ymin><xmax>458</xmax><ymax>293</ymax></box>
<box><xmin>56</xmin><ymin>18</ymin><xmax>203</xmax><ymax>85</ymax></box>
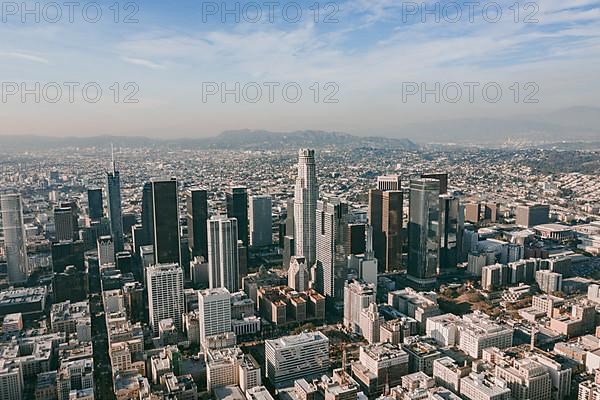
<box><xmin>516</xmin><ymin>204</ymin><xmax>550</xmax><ymax>228</ymax></box>
<box><xmin>351</xmin><ymin>342</ymin><xmax>409</xmax><ymax>397</ymax></box>
<box><xmin>458</xmin><ymin>313</ymin><xmax>513</xmax><ymax>359</ymax></box>
<box><xmin>460</xmin><ymin>372</ymin><xmax>511</xmax><ymax>400</ymax></box>
<box><xmin>265</xmin><ymin>331</ymin><xmax>329</xmax><ymax>387</ymax></box>
<box><xmin>535</xmin><ymin>270</ymin><xmax>563</xmax><ymax>293</ymax></box>
<box><xmin>288</xmin><ymin>256</ymin><xmax>310</xmax><ymax>292</ymax></box>
<box><xmin>433</xmin><ymin>356</ymin><xmax>470</xmax><ymax>393</ymax></box>
<box><xmin>359</xmin><ymin>302</ymin><xmax>383</xmax><ymax>344</ymax></box>
<box><xmin>343</xmin><ymin>279</ymin><xmax>376</xmax><ymax>334</ymax></box>
<box><xmin>198</xmin><ymin>287</ymin><xmax>232</xmax><ymax>345</ymax></box>
<box><xmin>146</xmin><ymin>263</ymin><xmax>184</xmax><ymax>334</ymax></box>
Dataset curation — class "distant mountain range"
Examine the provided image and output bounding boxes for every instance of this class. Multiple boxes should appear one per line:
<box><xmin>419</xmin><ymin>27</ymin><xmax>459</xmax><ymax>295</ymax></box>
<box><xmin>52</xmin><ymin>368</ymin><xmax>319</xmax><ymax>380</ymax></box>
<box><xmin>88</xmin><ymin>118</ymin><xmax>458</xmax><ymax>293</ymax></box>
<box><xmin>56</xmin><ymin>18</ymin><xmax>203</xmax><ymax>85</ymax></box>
<box><xmin>398</xmin><ymin>106</ymin><xmax>600</xmax><ymax>145</ymax></box>
<box><xmin>0</xmin><ymin>130</ymin><xmax>418</xmax><ymax>152</ymax></box>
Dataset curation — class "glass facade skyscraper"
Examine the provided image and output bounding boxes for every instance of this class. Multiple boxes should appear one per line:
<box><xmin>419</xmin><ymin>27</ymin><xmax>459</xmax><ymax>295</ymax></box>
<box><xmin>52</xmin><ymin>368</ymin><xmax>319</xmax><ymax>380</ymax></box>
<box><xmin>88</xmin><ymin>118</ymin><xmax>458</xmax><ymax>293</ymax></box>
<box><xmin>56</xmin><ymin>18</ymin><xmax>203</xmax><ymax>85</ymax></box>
<box><xmin>151</xmin><ymin>178</ymin><xmax>181</xmax><ymax>266</ymax></box>
<box><xmin>407</xmin><ymin>178</ymin><xmax>440</xmax><ymax>285</ymax></box>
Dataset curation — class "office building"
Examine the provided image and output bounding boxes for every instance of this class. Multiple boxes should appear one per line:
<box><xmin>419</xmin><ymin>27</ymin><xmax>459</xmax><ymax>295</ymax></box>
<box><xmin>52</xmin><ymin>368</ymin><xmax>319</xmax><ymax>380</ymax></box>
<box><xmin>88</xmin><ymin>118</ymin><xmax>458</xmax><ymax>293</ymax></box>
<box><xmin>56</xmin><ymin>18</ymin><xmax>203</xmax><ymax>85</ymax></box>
<box><xmin>407</xmin><ymin>179</ymin><xmax>441</xmax><ymax>285</ymax></box>
<box><xmin>369</xmin><ymin>175</ymin><xmax>403</xmax><ymax>273</ymax></box>
<box><xmin>1</xmin><ymin>193</ymin><xmax>29</xmax><ymax>284</ymax></box>
<box><xmin>146</xmin><ymin>264</ymin><xmax>184</xmax><ymax>334</ymax></box>
<box><xmin>97</xmin><ymin>235</ymin><xmax>115</xmax><ymax>266</ymax></box>
<box><xmin>294</xmin><ymin>149</ymin><xmax>318</xmax><ymax>267</ymax></box>
<box><xmin>315</xmin><ymin>197</ymin><xmax>348</xmax><ymax>298</ymax></box>
<box><xmin>249</xmin><ymin>195</ymin><xmax>272</xmax><ymax>248</ymax></box>
<box><xmin>288</xmin><ymin>256</ymin><xmax>310</xmax><ymax>292</ymax></box>
<box><xmin>0</xmin><ymin>359</ymin><xmax>23</xmax><ymax>400</ymax></box>
<box><xmin>536</xmin><ymin>270</ymin><xmax>563</xmax><ymax>293</ymax></box>
<box><xmin>347</xmin><ymin>223</ymin><xmax>366</xmax><ymax>255</ymax></box>
<box><xmin>151</xmin><ymin>178</ymin><xmax>181</xmax><ymax>266</ymax></box>
<box><xmin>360</xmin><ymin>302</ymin><xmax>383</xmax><ymax>344</ymax></box>
<box><xmin>343</xmin><ymin>279</ymin><xmax>376</xmax><ymax>334</ymax></box>
<box><xmin>433</xmin><ymin>356</ymin><xmax>470</xmax><ymax>393</ymax></box>
<box><xmin>265</xmin><ymin>331</ymin><xmax>329</xmax><ymax>387</ymax></box>
<box><xmin>226</xmin><ymin>187</ymin><xmax>249</xmax><ymax>247</ymax></box>
<box><xmin>141</xmin><ymin>181</ymin><xmax>154</xmax><ymax>247</ymax></box>
<box><xmin>458</xmin><ymin>313</ymin><xmax>513</xmax><ymax>358</ymax></box>
<box><xmin>187</xmin><ymin>187</ymin><xmax>209</xmax><ymax>260</ymax></box>
<box><xmin>198</xmin><ymin>287</ymin><xmax>232</xmax><ymax>344</ymax></box>
<box><xmin>351</xmin><ymin>342</ymin><xmax>409</xmax><ymax>396</ymax></box>
<box><xmin>460</xmin><ymin>372</ymin><xmax>511</xmax><ymax>400</ymax></box>
<box><xmin>87</xmin><ymin>187</ymin><xmax>103</xmax><ymax>221</ymax></box>
<box><xmin>54</xmin><ymin>206</ymin><xmax>74</xmax><ymax>241</ymax></box>
<box><xmin>421</xmin><ymin>172</ymin><xmax>448</xmax><ymax>194</ymax></box>
<box><xmin>439</xmin><ymin>195</ymin><xmax>461</xmax><ymax>271</ymax></box>
<box><xmin>107</xmin><ymin>149</ymin><xmax>124</xmax><ymax>252</ymax></box>
<box><xmin>516</xmin><ymin>204</ymin><xmax>550</xmax><ymax>228</ymax></box>
<box><xmin>465</xmin><ymin>203</ymin><xmax>481</xmax><ymax>224</ymax></box>
<box><xmin>207</xmin><ymin>217</ymin><xmax>240</xmax><ymax>292</ymax></box>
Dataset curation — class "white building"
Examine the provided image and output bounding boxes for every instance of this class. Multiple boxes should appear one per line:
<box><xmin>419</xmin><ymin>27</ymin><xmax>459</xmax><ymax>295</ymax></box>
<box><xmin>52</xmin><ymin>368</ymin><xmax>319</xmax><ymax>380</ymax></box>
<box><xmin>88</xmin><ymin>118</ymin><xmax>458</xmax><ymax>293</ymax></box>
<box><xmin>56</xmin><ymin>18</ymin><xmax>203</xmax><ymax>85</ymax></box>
<box><xmin>426</xmin><ymin>313</ymin><xmax>461</xmax><ymax>347</ymax></box>
<box><xmin>460</xmin><ymin>372</ymin><xmax>511</xmax><ymax>400</ymax></box>
<box><xmin>208</xmin><ymin>217</ymin><xmax>240</xmax><ymax>292</ymax></box>
<box><xmin>146</xmin><ymin>264</ymin><xmax>184</xmax><ymax>334</ymax></box>
<box><xmin>198</xmin><ymin>287</ymin><xmax>232</xmax><ymax>345</ymax></box>
<box><xmin>458</xmin><ymin>313</ymin><xmax>513</xmax><ymax>359</ymax></box>
<box><xmin>343</xmin><ymin>279</ymin><xmax>376</xmax><ymax>334</ymax></box>
<box><xmin>265</xmin><ymin>331</ymin><xmax>329</xmax><ymax>386</ymax></box>
<box><xmin>0</xmin><ymin>360</ymin><xmax>23</xmax><ymax>400</ymax></box>
<box><xmin>359</xmin><ymin>302</ymin><xmax>383</xmax><ymax>344</ymax></box>
<box><xmin>536</xmin><ymin>270</ymin><xmax>563</xmax><ymax>293</ymax></box>
<box><xmin>249</xmin><ymin>195</ymin><xmax>272</xmax><ymax>248</ymax></box>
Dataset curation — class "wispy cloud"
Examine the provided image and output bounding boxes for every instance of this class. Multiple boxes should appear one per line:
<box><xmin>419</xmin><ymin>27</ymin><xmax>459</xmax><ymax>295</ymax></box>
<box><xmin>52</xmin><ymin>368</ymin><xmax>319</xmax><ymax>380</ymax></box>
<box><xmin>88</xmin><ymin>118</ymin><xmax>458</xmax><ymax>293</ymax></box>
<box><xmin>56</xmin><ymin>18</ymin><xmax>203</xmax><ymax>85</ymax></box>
<box><xmin>122</xmin><ymin>56</ymin><xmax>166</xmax><ymax>70</ymax></box>
<box><xmin>0</xmin><ymin>51</ymin><xmax>49</xmax><ymax>64</ymax></box>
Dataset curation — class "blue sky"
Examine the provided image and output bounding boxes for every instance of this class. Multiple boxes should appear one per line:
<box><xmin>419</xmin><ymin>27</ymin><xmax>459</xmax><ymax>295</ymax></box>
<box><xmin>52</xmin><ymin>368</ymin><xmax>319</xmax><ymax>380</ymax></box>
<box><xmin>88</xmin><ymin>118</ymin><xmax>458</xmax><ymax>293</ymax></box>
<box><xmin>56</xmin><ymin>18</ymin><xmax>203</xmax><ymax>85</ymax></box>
<box><xmin>1</xmin><ymin>0</ymin><xmax>599</xmax><ymax>137</ymax></box>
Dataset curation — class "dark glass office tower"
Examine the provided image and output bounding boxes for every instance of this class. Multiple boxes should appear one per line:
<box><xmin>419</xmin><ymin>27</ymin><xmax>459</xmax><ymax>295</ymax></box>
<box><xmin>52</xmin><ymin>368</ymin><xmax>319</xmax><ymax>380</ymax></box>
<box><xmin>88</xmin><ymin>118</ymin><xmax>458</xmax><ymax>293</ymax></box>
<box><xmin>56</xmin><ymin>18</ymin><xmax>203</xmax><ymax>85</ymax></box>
<box><xmin>421</xmin><ymin>172</ymin><xmax>448</xmax><ymax>194</ymax></box>
<box><xmin>187</xmin><ymin>188</ymin><xmax>208</xmax><ymax>259</ymax></box>
<box><xmin>141</xmin><ymin>182</ymin><xmax>154</xmax><ymax>247</ymax></box>
<box><xmin>151</xmin><ymin>178</ymin><xmax>181</xmax><ymax>265</ymax></box>
<box><xmin>407</xmin><ymin>179</ymin><xmax>440</xmax><ymax>285</ymax></box>
<box><xmin>383</xmin><ymin>190</ymin><xmax>403</xmax><ymax>272</ymax></box>
<box><xmin>439</xmin><ymin>195</ymin><xmax>460</xmax><ymax>272</ymax></box>
<box><xmin>107</xmin><ymin>155</ymin><xmax>124</xmax><ymax>252</ymax></box>
<box><xmin>87</xmin><ymin>187</ymin><xmax>103</xmax><ymax>221</ymax></box>
<box><xmin>226</xmin><ymin>186</ymin><xmax>249</xmax><ymax>247</ymax></box>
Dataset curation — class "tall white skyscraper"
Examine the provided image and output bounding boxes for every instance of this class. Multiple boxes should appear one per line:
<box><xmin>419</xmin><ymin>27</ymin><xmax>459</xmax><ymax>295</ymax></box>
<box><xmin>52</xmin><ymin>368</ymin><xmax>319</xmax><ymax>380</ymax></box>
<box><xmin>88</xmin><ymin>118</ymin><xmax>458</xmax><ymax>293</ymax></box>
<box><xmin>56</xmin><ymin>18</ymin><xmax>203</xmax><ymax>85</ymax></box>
<box><xmin>294</xmin><ymin>149</ymin><xmax>317</xmax><ymax>267</ymax></box>
<box><xmin>198</xmin><ymin>287</ymin><xmax>232</xmax><ymax>343</ymax></box>
<box><xmin>146</xmin><ymin>263</ymin><xmax>184</xmax><ymax>334</ymax></box>
<box><xmin>1</xmin><ymin>193</ymin><xmax>28</xmax><ymax>283</ymax></box>
<box><xmin>208</xmin><ymin>217</ymin><xmax>240</xmax><ymax>292</ymax></box>
<box><xmin>316</xmin><ymin>197</ymin><xmax>348</xmax><ymax>298</ymax></box>
<box><xmin>249</xmin><ymin>195</ymin><xmax>272</xmax><ymax>248</ymax></box>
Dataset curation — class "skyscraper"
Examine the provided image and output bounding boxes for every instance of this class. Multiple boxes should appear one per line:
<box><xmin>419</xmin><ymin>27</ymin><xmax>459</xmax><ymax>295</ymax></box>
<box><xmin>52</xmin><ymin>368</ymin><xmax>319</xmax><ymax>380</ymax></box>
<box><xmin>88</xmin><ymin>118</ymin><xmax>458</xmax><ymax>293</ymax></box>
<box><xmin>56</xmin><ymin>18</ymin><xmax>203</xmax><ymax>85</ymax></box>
<box><xmin>187</xmin><ymin>188</ymin><xmax>209</xmax><ymax>259</ymax></box>
<box><xmin>97</xmin><ymin>235</ymin><xmax>115</xmax><ymax>266</ymax></box>
<box><xmin>368</xmin><ymin>175</ymin><xmax>403</xmax><ymax>273</ymax></box>
<box><xmin>407</xmin><ymin>179</ymin><xmax>441</xmax><ymax>285</ymax></box>
<box><xmin>294</xmin><ymin>149</ymin><xmax>318</xmax><ymax>267</ymax></box>
<box><xmin>207</xmin><ymin>217</ymin><xmax>240</xmax><ymax>292</ymax></box>
<box><xmin>87</xmin><ymin>187</ymin><xmax>103</xmax><ymax>221</ymax></box>
<box><xmin>146</xmin><ymin>263</ymin><xmax>185</xmax><ymax>334</ymax></box>
<box><xmin>141</xmin><ymin>182</ymin><xmax>154</xmax><ymax>247</ymax></box>
<box><xmin>151</xmin><ymin>178</ymin><xmax>181</xmax><ymax>266</ymax></box>
<box><xmin>249</xmin><ymin>195</ymin><xmax>272</xmax><ymax>248</ymax></box>
<box><xmin>382</xmin><ymin>190</ymin><xmax>403</xmax><ymax>272</ymax></box>
<box><xmin>421</xmin><ymin>172</ymin><xmax>448</xmax><ymax>194</ymax></box>
<box><xmin>439</xmin><ymin>195</ymin><xmax>461</xmax><ymax>271</ymax></box>
<box><xmin>316</xmin><ymin>197</ymin><xmax>348</xmax><ymax>298</ymax></box>
<box><xmin>54</xmin><ymin>206</ymin><xmax>74</xmax><ymax>241</ymax></box>
<box><xmin>288</xmin><ymin>256</ymin><xmax>310</xmax><ymax>292</ymax></box>
<box><xmin>226</xmin><ymin>187</ymin><xmax>249</xmax><ymax>247</ymax></box>
<box><xmin>107</xmin><ymin>149</ymin><xmax>124</xmax><ymax>252</ymax></box>
<box><xmin>1</xmin><ymin>193</ymin><xmax>29</xmax><ymax>283</ymax></box>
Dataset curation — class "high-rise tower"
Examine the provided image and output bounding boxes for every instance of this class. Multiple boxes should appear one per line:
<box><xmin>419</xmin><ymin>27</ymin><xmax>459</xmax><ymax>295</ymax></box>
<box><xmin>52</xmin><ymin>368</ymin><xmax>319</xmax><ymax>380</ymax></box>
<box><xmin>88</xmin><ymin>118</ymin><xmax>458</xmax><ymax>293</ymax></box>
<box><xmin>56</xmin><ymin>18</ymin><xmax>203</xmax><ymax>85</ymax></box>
<box><xmin>316</xmin><ymin>197</ymin><xmax>348</xmax><ymax>298</ymax></box>
<box><xmin>151</xmin><ymin>178</ymin><xmax>181</xmax><ymax>266</ymax></box>
<box><xmin>207</xmin><ymin>216</ymin><xmax>240</xmax><ymax>292</ymax></box>
<box><xmin>87</xmin><ymin>187</ymin><xmax>103</xmax><ymax>221</ymax></box>
<box><xmin>226</xmin><ymin>187</ymin><xmax>249</xmax><ymax>247</ymax></box>
<box><xmin>107</xmin><ymin>146</ymin><xmax>124</xmax><ymax>252</ymax></box>
<box><xmin>1</xmin><ymin>193</ymin><xmax>29</xmax><ymax>283</ymax></box>
<box><xmin>187</xmin><ymin>188</ymin><xmax>209</xmax><ymax>260</ymax></box>
<box><xmin>294</xmin><ymin>149</ymin><xmax>317</xmax><ymax>267</ymax></box>
<box><xmin>249</xmin><ymin>195</ymin><xmax>272</xmax><ymax>248</ymax></box>
<box><xmin>407</xmin><ymin>179</ymin><xmax>441</xmax><ymax>285</ymax></box>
